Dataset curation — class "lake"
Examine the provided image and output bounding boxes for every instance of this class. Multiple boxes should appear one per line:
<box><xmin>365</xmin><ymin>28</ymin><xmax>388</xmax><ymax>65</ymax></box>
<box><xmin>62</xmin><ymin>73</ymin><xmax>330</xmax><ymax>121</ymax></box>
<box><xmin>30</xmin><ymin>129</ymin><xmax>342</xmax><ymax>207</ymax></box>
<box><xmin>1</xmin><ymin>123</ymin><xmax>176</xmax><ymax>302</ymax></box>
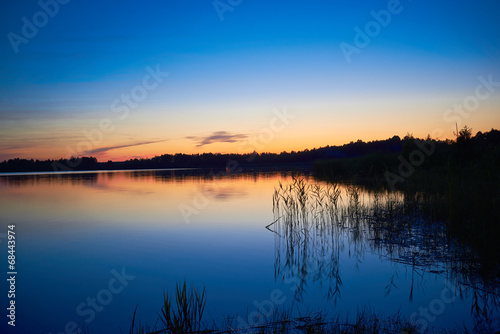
<box><xmin>0</xmin><ymin>169</ymin><xmax>497</xmax><ymax>333</ymax></box>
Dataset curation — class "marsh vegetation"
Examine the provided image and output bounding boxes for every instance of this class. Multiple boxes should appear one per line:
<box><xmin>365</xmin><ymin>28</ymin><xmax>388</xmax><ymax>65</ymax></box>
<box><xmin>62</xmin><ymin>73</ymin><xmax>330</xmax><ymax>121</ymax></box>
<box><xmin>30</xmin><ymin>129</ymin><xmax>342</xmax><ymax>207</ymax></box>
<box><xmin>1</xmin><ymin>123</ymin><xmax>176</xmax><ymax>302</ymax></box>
<box><xmin>102</xmin><ymin>176</ymin><xmax>499</xmax><ymax>334</ymax></box>
<box><xmin>270</xmin><ymin>178</ymin><xmax>499</xmax><ymax>329</ymax></box>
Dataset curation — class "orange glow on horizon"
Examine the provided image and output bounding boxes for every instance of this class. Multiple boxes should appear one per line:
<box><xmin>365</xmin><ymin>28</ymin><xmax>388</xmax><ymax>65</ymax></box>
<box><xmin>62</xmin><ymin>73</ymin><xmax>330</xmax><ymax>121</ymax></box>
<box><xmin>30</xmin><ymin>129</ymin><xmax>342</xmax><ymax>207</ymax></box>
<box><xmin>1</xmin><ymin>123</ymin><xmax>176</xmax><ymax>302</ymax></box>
<box><xmin>89</xmin><ymin>123</ymin><xmax>498</xmax><ymax>162</ymax></box>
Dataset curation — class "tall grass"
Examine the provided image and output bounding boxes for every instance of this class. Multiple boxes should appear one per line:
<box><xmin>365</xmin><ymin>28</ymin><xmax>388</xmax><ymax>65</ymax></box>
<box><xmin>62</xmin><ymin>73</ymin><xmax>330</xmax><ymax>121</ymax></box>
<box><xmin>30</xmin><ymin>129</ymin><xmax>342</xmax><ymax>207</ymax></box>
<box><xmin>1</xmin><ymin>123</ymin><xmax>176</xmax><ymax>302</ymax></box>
<box><xmin>270</xmin><ymin>177</ymin><xmax>499</xmax><ymax>325</ymax></box>
<box><xmin>313</xmin><ymin>131</ymin><xmax>500</xmax><ymax>271</ymax></box>
<box><xmin>125</xmin><ymin>281</ymin><xmax>207</xmax><ymax>334</ymax></box>
<box><xmin>160</xmin><ymin>281</ymin><xmax>207</xmax><ymax>334</ymax></box>
<box><xmin>123</xmin><ymin>293</ymin><xmax>426</xmax><ymax>334</ymax></box>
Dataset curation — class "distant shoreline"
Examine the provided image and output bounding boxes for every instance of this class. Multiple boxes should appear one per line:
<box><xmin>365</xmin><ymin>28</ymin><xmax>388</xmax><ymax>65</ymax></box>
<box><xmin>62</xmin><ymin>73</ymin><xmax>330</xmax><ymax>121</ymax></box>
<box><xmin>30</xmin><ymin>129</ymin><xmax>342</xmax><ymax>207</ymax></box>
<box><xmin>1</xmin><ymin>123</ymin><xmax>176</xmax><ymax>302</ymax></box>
<box><xmin>0</xmin><ymin>163</ymin><xmax>314</xmax><ymax>177</ymax></box>
<box><xmin>0</xmin><ymin>167</ymin><xmax>200</xmax><ymax>177</ymax></box>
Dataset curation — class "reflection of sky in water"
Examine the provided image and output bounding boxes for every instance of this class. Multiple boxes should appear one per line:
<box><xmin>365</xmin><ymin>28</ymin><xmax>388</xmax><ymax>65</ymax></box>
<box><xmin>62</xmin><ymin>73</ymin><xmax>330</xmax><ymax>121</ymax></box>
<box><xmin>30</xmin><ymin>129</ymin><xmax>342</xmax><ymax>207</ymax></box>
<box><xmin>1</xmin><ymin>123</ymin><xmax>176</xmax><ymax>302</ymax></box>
<box><xmin>0</xmin><ymin>170</ymin><xmax>494</xmax><ymax>333</ymax></box>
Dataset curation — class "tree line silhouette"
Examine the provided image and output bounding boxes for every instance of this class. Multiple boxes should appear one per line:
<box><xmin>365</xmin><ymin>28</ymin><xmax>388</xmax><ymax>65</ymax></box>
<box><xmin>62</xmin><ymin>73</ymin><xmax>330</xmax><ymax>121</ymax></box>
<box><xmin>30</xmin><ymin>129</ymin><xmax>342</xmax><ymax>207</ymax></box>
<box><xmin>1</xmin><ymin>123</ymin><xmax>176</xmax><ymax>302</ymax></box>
<box><xmin>1</xmin><ymin>128</ymin><xmax>499</xmax><ymax>173</ymax></box>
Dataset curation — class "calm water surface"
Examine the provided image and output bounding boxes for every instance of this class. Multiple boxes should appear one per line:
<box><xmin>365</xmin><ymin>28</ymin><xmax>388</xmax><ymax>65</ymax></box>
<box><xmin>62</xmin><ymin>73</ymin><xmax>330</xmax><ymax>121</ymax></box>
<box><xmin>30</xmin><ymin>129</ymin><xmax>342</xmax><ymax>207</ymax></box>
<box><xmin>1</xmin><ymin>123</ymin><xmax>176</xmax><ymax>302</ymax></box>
<box><xmin>0</xmin><ymin>169</ymin><xmax>497</xmax><ymax>333</ymax></box>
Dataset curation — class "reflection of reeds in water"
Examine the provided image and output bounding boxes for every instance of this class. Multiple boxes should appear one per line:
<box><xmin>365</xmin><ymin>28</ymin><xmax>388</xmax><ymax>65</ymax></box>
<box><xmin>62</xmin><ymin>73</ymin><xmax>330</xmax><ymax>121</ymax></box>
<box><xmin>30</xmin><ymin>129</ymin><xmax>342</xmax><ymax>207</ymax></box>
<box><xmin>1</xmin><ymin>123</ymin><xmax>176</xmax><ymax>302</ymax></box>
<box><xmin>270</xmin><ymin>178</ymin><xmax>500</xmax><ymax>321</ymax></box>
<box><xmin>271</xmin><ymin>178</ymin><xmax>350</xmax><ymax>302</ymax></box>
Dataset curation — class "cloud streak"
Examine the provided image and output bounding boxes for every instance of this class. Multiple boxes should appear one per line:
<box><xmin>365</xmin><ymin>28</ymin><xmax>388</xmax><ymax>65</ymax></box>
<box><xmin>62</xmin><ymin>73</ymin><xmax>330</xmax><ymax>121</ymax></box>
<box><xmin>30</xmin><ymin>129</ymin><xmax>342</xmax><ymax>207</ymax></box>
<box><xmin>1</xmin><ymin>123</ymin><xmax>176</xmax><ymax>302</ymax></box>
<box><xmin>186</xmin><ymin>131</ymin><xmax>248</xmax><ymax>147</ymax></box>
<box><xmin>82</xmin><ymin>140</ymin><xmax>168</xmax><ymax>155</ymax></box>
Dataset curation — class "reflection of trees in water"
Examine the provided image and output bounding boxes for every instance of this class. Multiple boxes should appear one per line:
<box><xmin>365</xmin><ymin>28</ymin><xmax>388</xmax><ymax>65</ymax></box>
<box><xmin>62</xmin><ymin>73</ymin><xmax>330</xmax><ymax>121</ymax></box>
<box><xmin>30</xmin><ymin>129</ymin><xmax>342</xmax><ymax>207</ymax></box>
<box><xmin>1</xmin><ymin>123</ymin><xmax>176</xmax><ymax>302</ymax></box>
<box><xmin>0</xmin><ymin>172</ymin><xmax>99</xmax><ymax>187</ymax></box>
<box><xmin>270</xmin><ymin>178</ymin><xmax>499</xmax><ymax>323</ymax></box>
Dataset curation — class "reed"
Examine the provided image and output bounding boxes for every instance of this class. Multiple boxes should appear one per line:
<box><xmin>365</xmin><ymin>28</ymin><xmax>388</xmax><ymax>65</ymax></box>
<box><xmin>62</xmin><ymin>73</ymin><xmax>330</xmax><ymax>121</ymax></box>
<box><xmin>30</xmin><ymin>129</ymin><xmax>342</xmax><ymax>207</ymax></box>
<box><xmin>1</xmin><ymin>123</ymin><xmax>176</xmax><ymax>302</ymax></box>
<box><xmin>67</xmin><ymin>277</ymin><xmax>497</xmax><ymax>334</ymax></box>
<box><xmin>270</xmin><ymin>178</ymin><xmax>499</xmax><ymax>323</ymax></box>
<box><xmin>160</xmin><ymin>281</ymin><xmax>207</xmax><ymax>334</ymax></box>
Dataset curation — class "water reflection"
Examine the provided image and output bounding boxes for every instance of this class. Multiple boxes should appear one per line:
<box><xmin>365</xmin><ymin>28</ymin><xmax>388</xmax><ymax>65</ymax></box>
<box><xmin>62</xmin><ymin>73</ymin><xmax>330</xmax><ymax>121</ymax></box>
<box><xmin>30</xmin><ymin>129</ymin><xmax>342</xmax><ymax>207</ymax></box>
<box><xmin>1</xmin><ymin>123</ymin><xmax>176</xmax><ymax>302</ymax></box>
<box><xmin>0</xmin><ymin>170</ymin><xmax>498</xmax><ymax>333</ymax></box>
<box><xmin>270</xmin><ymin>177</ymin><xmax>500</xmax><ymax>327</ymax></box>
<box><xmin>0</xmin><ymin>172</ymin><xmax>99</xmax><ymax>187</ymax></box>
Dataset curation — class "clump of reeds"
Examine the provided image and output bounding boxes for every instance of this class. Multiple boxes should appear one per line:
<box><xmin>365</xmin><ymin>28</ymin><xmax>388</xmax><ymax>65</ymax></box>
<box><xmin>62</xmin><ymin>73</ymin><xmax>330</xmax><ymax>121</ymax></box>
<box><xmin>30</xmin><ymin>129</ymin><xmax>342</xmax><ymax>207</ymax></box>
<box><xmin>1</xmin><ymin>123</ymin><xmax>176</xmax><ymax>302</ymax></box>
<box><xmin>271</xmin><ymin>178</ymin><xmax>500</xmax><ymax>316</ymax></box>
<box><xmin>160</xmin><ymin>281</ymin><xmax>207</xmax><ymax>334</ymax></box>
<box><xmin>70</xmin><ymin>279</ymin><xmax>497</xmax><ymax>334</ymax></box>
<box><xmin>126</xmin><ymin>281</ymin><xmax>208</xmax><ymax>334</ymax></box>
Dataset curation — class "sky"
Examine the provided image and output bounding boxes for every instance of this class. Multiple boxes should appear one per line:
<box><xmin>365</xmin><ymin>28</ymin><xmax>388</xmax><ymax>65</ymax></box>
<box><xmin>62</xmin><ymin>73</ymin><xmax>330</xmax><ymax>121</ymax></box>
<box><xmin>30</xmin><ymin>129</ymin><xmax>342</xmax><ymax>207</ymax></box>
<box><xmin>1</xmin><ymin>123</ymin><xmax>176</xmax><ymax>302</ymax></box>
<box><xmin>0</xmin><ymin>0</ymin><xmax>499</xmax><ymax>162</ymax></box>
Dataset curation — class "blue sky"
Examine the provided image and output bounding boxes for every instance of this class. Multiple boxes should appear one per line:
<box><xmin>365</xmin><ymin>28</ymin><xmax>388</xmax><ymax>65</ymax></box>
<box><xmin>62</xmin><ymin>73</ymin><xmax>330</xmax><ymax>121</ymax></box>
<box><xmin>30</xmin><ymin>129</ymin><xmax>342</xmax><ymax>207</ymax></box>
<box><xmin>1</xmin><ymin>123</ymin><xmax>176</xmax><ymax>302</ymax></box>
<box><xmin>1</xmin><ymin>0</ymin><xmax>499</xmax><ymax>161</ymax></box>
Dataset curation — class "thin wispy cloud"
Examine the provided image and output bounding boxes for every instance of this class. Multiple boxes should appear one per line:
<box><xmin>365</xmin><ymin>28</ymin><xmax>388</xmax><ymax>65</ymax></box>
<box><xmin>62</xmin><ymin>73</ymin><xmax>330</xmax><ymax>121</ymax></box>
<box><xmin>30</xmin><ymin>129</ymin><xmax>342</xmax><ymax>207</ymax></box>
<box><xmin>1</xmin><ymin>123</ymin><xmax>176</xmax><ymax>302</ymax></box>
<box><xmin>186</xmin><ymin>131</ymin><xmax>248</xmax><ymax>147</ymax></box>
<box><xmin>83</xmin><ymin>140</ymin><xmax>168</xmax><ymax>155</ymax></box>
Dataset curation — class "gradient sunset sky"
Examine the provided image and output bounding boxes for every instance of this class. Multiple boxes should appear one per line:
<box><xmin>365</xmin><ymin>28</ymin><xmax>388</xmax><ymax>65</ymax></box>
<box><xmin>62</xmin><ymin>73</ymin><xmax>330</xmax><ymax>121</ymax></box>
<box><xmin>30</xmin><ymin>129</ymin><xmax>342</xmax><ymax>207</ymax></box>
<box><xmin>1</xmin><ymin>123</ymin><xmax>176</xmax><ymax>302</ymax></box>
<box><xmin>1</xmin><ymin>0</ymin><xmax>499</xmax><ymax>162</ymax></box>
